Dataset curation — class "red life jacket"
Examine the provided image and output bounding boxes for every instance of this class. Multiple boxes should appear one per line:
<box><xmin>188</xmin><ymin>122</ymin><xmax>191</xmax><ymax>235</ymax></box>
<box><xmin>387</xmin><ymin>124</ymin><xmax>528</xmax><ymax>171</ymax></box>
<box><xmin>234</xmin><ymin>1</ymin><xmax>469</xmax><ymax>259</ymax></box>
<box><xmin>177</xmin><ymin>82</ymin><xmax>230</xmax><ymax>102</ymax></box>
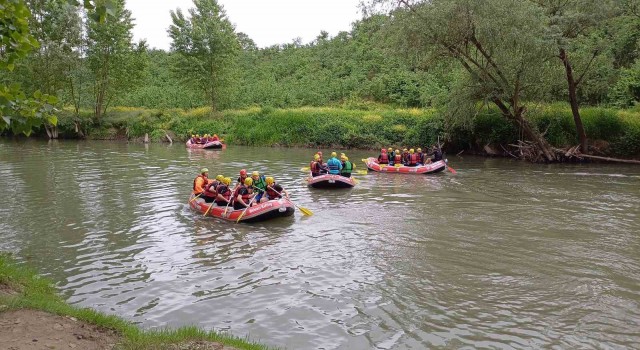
<box><xmin>266</xmin><ymin>186</ymin><xmax>280</xmax><ymax>199</ymax></box>
<box><xmin>394</xmin><ymin>154</ymin><xmax>402</xmax><ymax>162</ymax></box>
<box><xmin>234</xmin><ymin>186</ymin><xmax>253</xmax><ymax>203</ymax></box>
<box><xmin>310</xmin><ymin>161</ymin><xmax>318</xmax><ymax>173</ymax></box>
<box><xmin>378</xmin><ymin>153</ymin><xmax>389</xmax><ymax>164</ymax></box>
<box><xmin>216</xmin><ymin>185</ymin><xmax>231</xmax><ymax>200</ymax></box>
<box><xmin>409</xmin><ymin>153</ymin><xmax>419</xmax><ymax>165</ymax></box>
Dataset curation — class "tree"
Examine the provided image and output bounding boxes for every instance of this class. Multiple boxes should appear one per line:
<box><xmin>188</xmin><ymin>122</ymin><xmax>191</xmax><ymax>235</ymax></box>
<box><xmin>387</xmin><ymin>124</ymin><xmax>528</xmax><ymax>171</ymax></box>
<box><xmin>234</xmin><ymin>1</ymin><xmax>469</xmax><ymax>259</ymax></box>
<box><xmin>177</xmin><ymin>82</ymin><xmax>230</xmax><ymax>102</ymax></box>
<box><xmin>533</xmin><ymin>0</ymin><xmax>619</xmax><ymax>153</ymax></box>
<box><xmin>376</xmin><ymin>0</ymin><xmax>559</xmax><ymax>161</ymax></box>
<box><xmin>168</xmin><ymin>0</ymin><xmax>239</xmax><ymax>111</ymax></box>
<box><xmin>86</xmin><ymin>0</ymin><xmax>146</xmax><ymax>121</ymax></box>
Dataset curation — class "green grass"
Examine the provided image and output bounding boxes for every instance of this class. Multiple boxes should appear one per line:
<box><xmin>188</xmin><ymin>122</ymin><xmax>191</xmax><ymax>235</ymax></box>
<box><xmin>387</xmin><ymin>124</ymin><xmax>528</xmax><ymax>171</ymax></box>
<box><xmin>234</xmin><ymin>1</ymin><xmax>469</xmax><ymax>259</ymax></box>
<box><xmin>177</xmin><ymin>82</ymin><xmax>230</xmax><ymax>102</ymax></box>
<box><xmin>0</xmin><ymin>253</ymin><xmax>275</xmax><ymax>350</ymax></box>
<box><xmin>36</xmin><ymin>103</ymin><xmax>640</xmax><ymax>157</ymax></box>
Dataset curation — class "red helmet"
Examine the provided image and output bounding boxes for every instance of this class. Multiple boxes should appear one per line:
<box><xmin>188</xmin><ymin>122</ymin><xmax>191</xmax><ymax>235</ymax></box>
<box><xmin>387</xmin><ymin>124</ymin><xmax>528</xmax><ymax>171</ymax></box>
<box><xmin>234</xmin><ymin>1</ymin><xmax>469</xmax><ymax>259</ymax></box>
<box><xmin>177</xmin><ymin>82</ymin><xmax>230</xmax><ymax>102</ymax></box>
<box><xmin>317</xmin><ymin>151</ymin><xmax>323</xmax><ymax>156</ymax></box>
<box><xmin>240</xmin><ymin>169</ymin><xmax>247</xmax><ymax>176</ymax></box>
<box><xmin>381</xmin><ymin>148</ymin><xmax>387</xmax><ymax>153</ymax></box>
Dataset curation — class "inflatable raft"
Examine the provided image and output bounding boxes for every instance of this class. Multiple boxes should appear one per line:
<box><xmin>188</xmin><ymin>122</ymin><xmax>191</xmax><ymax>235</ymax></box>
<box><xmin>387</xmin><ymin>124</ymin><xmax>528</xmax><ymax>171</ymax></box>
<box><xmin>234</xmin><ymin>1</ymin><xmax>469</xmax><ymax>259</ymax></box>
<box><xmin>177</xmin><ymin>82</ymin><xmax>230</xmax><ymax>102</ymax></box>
<box><xmin>307</xmin><ymin>173</ymin><xmax>356</xmax><ymax>189</ymax></box>
<box><xmin>364</xmin><ymin>157</ymin><xmax>446</xmax><ymax>174</ymax></box>
<box><xmin>186</xmin><ymin>139</ymin><xmax>225</xmax><ymax>149</ymax></box>
<box><xmin>189</xmin><ymin>194</ymin><xmax>294</xmax><ymax>222</ymax></box>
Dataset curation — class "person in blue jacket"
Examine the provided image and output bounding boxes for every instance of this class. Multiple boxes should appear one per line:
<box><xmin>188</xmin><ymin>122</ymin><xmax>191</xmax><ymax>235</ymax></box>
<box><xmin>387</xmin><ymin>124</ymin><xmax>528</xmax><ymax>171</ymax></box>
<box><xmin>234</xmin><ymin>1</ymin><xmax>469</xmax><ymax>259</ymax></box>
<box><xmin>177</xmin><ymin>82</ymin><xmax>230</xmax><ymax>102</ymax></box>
<box><xmin>326</xmin><ymin>152</ymin><xmax>343</xmax><ymax>175</ymax></box>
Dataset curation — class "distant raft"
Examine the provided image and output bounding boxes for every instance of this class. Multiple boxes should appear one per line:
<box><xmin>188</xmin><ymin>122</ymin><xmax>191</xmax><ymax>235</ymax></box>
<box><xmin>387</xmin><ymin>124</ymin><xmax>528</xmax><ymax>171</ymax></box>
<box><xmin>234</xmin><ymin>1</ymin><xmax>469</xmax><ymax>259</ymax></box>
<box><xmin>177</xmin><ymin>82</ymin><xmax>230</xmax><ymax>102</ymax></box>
<box><xmin>186</xmin><ymin>139</ymin><xmax>225</xmax><ymax>149</ymax></box>
<box><xmin>306</xmin><ymin>173</ymin><xmax>356</xmax><ymax>189</ymax></box>
<box><xmin>364</xmin><ymin>157</ymin><xmax>446</xmax><ymax>174</ymax></box>
<box><xmin>189</xmin><ymin>194</ymin><xmax>294</xmax><ymax>223</ymax></box>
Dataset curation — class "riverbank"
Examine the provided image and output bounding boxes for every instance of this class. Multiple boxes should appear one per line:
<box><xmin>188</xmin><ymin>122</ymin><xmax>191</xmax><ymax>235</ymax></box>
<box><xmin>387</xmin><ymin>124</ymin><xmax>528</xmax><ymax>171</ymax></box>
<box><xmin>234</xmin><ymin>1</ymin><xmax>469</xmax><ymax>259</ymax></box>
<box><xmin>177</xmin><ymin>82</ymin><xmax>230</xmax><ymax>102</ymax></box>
<box><xmin>4</xmin><ymin>103</ymin><xmax>640</xmax><ymax>158</ymax></box>
<box><xmin>0</xmin><ymin>254</ymin><xmax>272</xmax><ymax>350</ymax></box>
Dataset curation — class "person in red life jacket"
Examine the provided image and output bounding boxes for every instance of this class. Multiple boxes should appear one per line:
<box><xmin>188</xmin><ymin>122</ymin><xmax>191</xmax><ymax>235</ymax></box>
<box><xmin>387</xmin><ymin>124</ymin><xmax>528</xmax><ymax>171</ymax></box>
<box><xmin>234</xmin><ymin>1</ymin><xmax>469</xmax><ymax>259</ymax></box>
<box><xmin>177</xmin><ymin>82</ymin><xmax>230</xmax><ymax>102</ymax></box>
<box><xmin>212</xmin><ymin>134</ymin><xmax>220</xmax><ymax>142</ymax></box>
<box><xmin>407</xmin><ymin>148</ymin><xmax>419</xmax><ymax>167</ymax></box>
<box><xmin>264</xmin><ymin>177</ymin><xmax>289</xmax><ymax>202</ymax></box>
<box><xmin>202</xmin><ymin>174</ymin><xmax>224</xmax><ymax>202</ymax></box>
<box><xmin>310</xmin><ymin>153</ymin><xmax>321</xmax><ymax>177</ymax></box>
<box><xmin>233</xmin><ymin>177</ymin><xmax>256</xmax><ymax>210</ymax></box>
<box><xmin>214</xmin><ymin>177</ymin><xmax>233</xmax><ymax>206</ymax></box>
<box><xmin>416</xmin><ymin>148</ymin><xmax>425</xmax><ymax>165</ymax></box>
<box><xmin>235</xmin><ymin>169</ymin><xmax>248</xmax><ymax>191</ymax></box>
<box><xmin>190</xmin><ymin>134</ymin><xmax>195</xmax><ymax>144</ymax></box>
<box><xmin>378</xmin><ymin>148</ymin><xmax>389</xmax><ymax>164</ymax></box>
<box><xmin>193</xmin><ymin>168</ymin><xmax>213</xmax><ymax>196</ymax></box>
<box><xmin>393</xmin><ymin>149</ymin><xmax>402</xmax><ymax>166</ymax></box>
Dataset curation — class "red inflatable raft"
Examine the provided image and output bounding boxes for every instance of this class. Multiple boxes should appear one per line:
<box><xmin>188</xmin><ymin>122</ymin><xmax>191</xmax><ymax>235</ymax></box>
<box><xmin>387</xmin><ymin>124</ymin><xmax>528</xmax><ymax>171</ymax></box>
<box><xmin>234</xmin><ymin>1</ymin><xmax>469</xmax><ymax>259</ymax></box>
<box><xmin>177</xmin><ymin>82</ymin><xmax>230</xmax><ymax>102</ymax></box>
<box><xmin>364</xmin><ymin>157</ymin><xmax>446</xmax><ymax>174</ymax></box>
<box><xmin>189</xmin><ymin>194</ymin><xmax>294</xmax><ymax>223</ymax></box>
<box><xmin>186</xmin><ymin>139</ymin><xmax>225</xmax><ymax>149</ymax></box>
<box><xmin>307</xmin><ymin>173</ymin><xmax>356</xmax><ymax>189</ymax></box>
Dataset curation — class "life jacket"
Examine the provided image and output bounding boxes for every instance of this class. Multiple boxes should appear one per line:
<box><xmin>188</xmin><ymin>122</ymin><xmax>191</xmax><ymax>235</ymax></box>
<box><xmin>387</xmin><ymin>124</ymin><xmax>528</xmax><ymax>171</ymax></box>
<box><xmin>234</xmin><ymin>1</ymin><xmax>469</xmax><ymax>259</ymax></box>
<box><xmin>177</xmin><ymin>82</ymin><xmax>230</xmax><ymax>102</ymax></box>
<box><xmin>394</xmin><ymin>154</ymin><xmax>402</xmax><ymax>163</ymax></box>
<box><xmin>266</xmin><ymin>185</ymin><xmax>281</xmax><ymax>199</ymax></box>
<box><xmin>408</xmin><ymin>153</ymin><xmax>419</xmax><ymax>166</ymax></box>
<box><xmin>327</xmin><ymin>158</ymin><xmax>341</xmax><ymax>174</ymax></box>
<box><xmin>378</xmin><ymin>153</ymin><xmax>389</xmax><ymax>164</ymax></box>
<box><xmin>417</xmin><ymin>152</ymin><xmax>424</xmax><ymax>164</ymax></box>
<box><xmin>310</xmin><ymin>161</ymin><xmax>319</xmax><ymax>173</ymax></box>
<box><xmin>212</xmin><ymin>136</ymin><xmax>219</xmax><ymax>141</ymax></box>
<box><xmin>236</xmin><ymin>186</ymin><xmax>253</xmax><ymax>203</ymax></box>
<box><xmin>205</xmin><ymin>180</ymin><xmax>219</xmax><ymax>193</ymax></box>
<box><xmin>253</xmin><ymin>175</ymin><xmax>267</xmax><ymax>191</ymax></box>
<box><xmin>341</xmin><ymin>161</ymin><xmax>353</xmax><ymax>174</ymax></box>
<box><xmin>237</xmin><ymin>175</ymin><xmax>247</xmax><ymax>186</ymax></box>
<box><xmin>216</xmin><ymin>184</ymin><xmax>231</xmax><ymax>200</ymax></box>
<box><xmin>193</xmin><ymin>174</ymin><xmax>207</xmax><ymax>193</ymax></box>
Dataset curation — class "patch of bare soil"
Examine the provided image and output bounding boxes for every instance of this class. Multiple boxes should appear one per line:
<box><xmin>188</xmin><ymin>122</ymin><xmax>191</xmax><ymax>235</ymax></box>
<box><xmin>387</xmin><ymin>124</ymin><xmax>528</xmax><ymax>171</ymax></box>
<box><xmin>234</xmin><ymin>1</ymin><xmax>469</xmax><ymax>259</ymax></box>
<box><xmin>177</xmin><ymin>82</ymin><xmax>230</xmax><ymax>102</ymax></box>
<box><xmin>0</xmin><ymin>309</ymin><xmax>120</xmax><ymax>350</ymax></box>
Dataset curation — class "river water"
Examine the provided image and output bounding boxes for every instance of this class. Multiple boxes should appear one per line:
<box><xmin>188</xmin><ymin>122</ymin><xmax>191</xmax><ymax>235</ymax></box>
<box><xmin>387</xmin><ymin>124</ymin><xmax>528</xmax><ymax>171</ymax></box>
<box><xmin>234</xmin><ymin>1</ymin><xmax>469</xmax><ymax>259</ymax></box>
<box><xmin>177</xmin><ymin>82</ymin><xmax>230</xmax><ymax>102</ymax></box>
<box><xmin>1</xmin><ymin>139</ymin><xmax>639</xmax><ymax>349</ymax></box>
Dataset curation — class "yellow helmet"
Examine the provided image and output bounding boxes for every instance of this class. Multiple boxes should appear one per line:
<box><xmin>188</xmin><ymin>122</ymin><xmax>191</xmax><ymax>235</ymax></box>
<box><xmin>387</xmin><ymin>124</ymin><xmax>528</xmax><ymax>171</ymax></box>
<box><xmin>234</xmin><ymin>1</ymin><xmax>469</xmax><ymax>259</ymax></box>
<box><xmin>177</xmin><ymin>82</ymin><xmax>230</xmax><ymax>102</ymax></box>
<box><xmin>417</xmin><ymin>148</ymin><xmax>422</xmax><ymax>152</ymax></box>
<box><xmin>200</xmin><ymin>168</ymin><xmax>209</xmax><ymax>173</ymax></box>
<box><xmin>331</xmin><ymin>152</ymin><xmax>337</xmax><ymax>157</ymax></box>
<box><xmin>266</xmin><ymin>177</ymin><xmax>275</xmax><ymax>185</ymax></box>
<box><xmin>410</xmin><ymin>149</ymin><xmax>415</xmax><ymax>154</ymax></box>
<box><xmin>314</xmin><ymin>154</ymin><xmax>320</xmax><ymax>161</ymax></box>
<box><xmin>223</xmin><ymin>177</ymin><xmax>232</xmax><ymax>185</ymax></box>
<box><xmin>191</xmin><ymin>134</ymin><xmax>195</xmax><ymax>138</ymax></box>
<box><xmin>340</xmin><ymin>155</ymin><xmax>346</xmax><ymax>161</ymax></box>
<box><xmin>388</xmin><ymin>147</ymin><xmax>393</xmax><ymax>152</ymax></box>
<box><xmin>403</xmin><ymin>148</ymin><xmax>408</xmax><ymax>152</ymax></box>
<box><xmin>196</xmin><ymin>134</ymin><xmax>200</xmax><ymax>137</ymax></box>
<box><xmin>215</xmin><ymin>175</ymin><xmax>224</xmax><ymax>181</ymax></box>
<box><xmin>345</xmin><ymin>156</ymin><xmax>349</xmax><ymax>161</ymax></box>
<box><xmin>244</xmin><ymin>178</ymin><xmax>253</xmax><ymax>186</ymax></box>
<box><xmin>395</xmin><ymin>149</ymin><xmax>399</xmax><ymax>153</ymax></box>
<box><xmin>252</xmin><ymin>171</ymin><xmax>260</xmax><ymax>177</ymax></box>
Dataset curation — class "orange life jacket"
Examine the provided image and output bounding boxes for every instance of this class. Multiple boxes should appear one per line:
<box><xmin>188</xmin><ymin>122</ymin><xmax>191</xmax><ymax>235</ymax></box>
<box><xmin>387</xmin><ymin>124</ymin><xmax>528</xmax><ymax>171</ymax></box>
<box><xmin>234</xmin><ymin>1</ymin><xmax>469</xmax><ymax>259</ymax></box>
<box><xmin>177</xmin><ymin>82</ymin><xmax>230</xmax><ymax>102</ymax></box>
<box><xmin>409</xmin><ymin>153</ymin><xmax>419</xmax><ymax>166</ymax></box>
<box><xmin>378</xmin><ymin>153</ymin><xmax>389</xmax><ymax>164</ymax></box>
<box><xmin>193</xmin><ymin>175</ymin><xmax>208</xmax><ymax>194</ymax></box>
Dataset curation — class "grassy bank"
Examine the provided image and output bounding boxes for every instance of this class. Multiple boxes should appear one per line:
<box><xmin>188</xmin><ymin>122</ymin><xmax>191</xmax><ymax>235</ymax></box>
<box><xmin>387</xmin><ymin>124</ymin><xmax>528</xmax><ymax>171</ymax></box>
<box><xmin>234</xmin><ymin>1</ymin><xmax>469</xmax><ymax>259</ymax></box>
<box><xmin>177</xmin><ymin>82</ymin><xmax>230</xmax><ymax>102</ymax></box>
<box><xmin>0</xmin><ymin>254</ymin><xmax>273</xmax><ymax>350</ymax></box>
<box><xmin>17</xmin><ymin>103</ymin><xmax>640</xmax><ymax>157</ymax></box>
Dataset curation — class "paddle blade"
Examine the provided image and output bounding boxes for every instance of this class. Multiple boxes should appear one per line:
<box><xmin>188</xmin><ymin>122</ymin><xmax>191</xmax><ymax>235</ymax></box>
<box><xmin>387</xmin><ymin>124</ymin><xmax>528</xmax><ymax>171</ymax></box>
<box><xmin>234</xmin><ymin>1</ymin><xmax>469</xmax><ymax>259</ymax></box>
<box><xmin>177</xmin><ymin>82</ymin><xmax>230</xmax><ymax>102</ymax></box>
<box><xmin>300</xmin><ymin>167</ymin><xmax>310</xmax><ymax>171</ymax></box>
<box><xmin>356</xmin><ymin>170</ymin><xmax>368</xmax><ymax>175</ymax></box>
<box><xmin>448</xmin><ymin>166</ymin><xmax>457</xmax><ymax>174</ymax></box>
<box><xmin>361</xmin><ymin>159</ymin><xmax>367</xmax><ymax>163</ymax></box>
<box><xmin>298</xmin><ymin>206</ymin><xmax>313</xmax><ymax>216</ymax></box>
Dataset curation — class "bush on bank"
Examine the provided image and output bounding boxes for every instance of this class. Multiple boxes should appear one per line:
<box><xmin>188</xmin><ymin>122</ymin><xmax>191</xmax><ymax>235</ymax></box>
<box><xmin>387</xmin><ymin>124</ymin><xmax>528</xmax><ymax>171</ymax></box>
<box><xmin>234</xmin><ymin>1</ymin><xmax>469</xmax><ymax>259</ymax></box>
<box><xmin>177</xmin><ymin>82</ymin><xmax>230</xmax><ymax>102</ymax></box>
<box><xmin>19</xmin><ymin>103</ymin><xmax>640</xmax><ymax>157</ymax></box>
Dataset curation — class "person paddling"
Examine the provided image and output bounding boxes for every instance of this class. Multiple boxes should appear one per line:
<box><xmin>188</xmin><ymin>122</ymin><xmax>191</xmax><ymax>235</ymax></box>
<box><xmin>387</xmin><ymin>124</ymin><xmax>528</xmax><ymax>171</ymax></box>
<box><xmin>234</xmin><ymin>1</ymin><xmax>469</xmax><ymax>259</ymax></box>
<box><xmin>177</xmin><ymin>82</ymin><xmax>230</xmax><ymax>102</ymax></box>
<box><xmin>214</xmin><ymin>177</ymin><xmax>233</xmax><ymax>206</ymax></box>
<box><xmin>378</xmin><ymin>148</ymin><xmax>389</xmax><ymax>164</ymax></box>
<box><xmin>212</xmin><ymin>134</ymin><xmax>220</xmax><ymax>142</ymax></box>
<box><xmin>393</xmin><ymin>149</ymin><xmax>402</xmax><ymax>166</ymax></box>
<box><xmin>310</xmin><ymin>154</ymin><xmax>322</xmax><ymax>177</ymax></box>
<box><xmin>416</xmin><ymin>148</ymin><xmax>425</xmax><ymax>165</ymax></box>
<box><xmin>265</xmin><ymin>177</ymin><xmax>289</xmax><ymax>201</ymax></box>
<box><xmin>340</xmin><ymin>155</ymin><xmax>355</xmax><ymax>177</ymax></box>
<box><xmin>388</xmin><ymin>148</ymin><xmax>395</xmax><ymax>166</ymax></box>
<box><xmin>202</xmin><ymin>174</ymin><xmax>224</xmax><ymax>202</ymax></box>
<box><xmin>326</xmin><ymin>152</ymin><xmax>342</xmax><ymax>175</ymax></box>
<box><xmin>235</xmin><ymin>169</ymin><xmax>248</xmax><ymax>191</ymax></box>
<box><xmin>193</xmin><ymin>168</ymin><xmax>213</xmax><ymax>197</ymax></box>
<box><xmin>407</xmin><ymin>149</ymin><xmax>419</xmax><ymax>167</ymax></box>
<box><xmin>234</xmin><ymin>177</ymin><xmax>255</xmax><ymax>210</ymax></box>
<box><xmin>251</xmin><ymin>171</ymin><xmax>268</xmax><ymax>203</ymax></box>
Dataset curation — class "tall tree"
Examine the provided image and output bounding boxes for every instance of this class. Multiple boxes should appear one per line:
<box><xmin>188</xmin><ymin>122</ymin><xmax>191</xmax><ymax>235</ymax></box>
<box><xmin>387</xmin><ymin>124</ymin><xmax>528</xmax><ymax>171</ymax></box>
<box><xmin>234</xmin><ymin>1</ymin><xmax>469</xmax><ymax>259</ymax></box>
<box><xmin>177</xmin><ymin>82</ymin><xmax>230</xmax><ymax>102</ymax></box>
<box><xmin>86</xmin><ymin>0</ymin><xmax>146</xmax><ymax>121</ymax></box>
<box><xmin>168</xmin><ymin>0</ymin><xmax>239</xmax><ymax>111</ymax></box>
<box><xmin>376</xmin><ymin>0</ymin><xmax>558</xmax><ymax>161</ymax></box>
<box><xmin>533</xmin><ymin>0</ymin><xmax>619</xmax><ymax>153</ymax></box>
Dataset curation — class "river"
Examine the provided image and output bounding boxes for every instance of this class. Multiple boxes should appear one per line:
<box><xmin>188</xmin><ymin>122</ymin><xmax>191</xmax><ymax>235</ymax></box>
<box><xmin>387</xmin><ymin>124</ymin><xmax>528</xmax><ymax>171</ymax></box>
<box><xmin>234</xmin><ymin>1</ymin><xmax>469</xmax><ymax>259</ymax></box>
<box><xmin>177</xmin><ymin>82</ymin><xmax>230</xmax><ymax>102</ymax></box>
<box><xmin>1</xmin><ymin>139</ymin><xmax>639</xmax><ymax>349</ymax></box>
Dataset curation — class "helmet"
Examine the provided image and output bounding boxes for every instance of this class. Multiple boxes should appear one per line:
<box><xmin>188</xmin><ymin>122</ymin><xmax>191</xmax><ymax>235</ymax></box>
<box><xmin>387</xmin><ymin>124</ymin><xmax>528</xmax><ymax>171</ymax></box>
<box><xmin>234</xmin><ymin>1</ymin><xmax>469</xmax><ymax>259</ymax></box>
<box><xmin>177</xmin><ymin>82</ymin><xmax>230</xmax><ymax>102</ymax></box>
<box><xmin>266</xmin><ymin>177</ymin><xmax>275</xmax><ymax>185</ymax></box>
<box><xmin>191</xmin><ymin>134</ymin><xmax>195</xmax><ymax>138</ymax></box>
<box><xmin>410</xmin><ymin>149</ymin><xmax>415</xmax><ymax>154</ymax></box>
<box><xmin>381</xmin><ymin>148</ymin><xmax>387</xmax><ymax>153</ymax></box>
<box><xmin>244</xmin><ymin>177</ymin><xmax>253</xmax><ymax>186</ymax></box>
<box><xmin>204</xmin><ymin>134</ymin><xmax>208</xmax><ymax>137</ymax></box>
<box><xmin>403</xmin><ymin>148</ymin><xmax>408</xmax><ymax>152</ymax></box>
<box><xmin>317</xmin><ymin>151</ymin><xmax>323</xmax><ymax>156</ymax></box>
<box><xmin>345</xmin><ymin>157</ymin><xmax>349</xmax><ymax>161</ymax></box>
<box><xmin>213</xmin><ymin>134</ymin><xmax>218</xmax><ymax>137</ymax></box>
<box><xmin>196</xmin><ymin>134</ymin><xmax>200</xmax><ymax>137</ymax></box>
<box><xmin>216</xmin><ymin>175</ymin><xmax>224</xmax><ymax>181</ymax></box>
<box><xmin>395</xmin><ymin>149</ymin><xmax>399</xmax><ymax>153</ymax></box>
<box><xmin>417</xmin><ymin>148</ymin><xmax>422</xmax><ymax>152</ymax></box>
<box><xmin>340</xmin><ymin>155</ymin><xmax>346</xmax><ymax>161</ymax></box>
<box><xmin>388</xmin><ymin>147</ymin><xmax>393</xmax><ymax>152</ymax></box>
<box><xmin>331</xmin><ymin>152</ymin><xmax>337</xmax><ymax>157</ymax></box>
<box><xmin>200</xmin><ymin>168</ymin><xmax>209</xmax><ymax>173</ymax></box>
<box><xmin>314</xmin><ymin>154</ymin><xmax>320</xmax><ymax>161</ymax></box>
<box><xmin>240</xmin><ymin>169</ymin><xmax>247</xmax><ymax>176</ymax></box>
<box><xmin>252</xmin><ymin>171</ymin><xmax>260</xmax><ymax>177</ymax></box>
<box><xmin>223</xmin><ymin>177</ymin><xmax>231</xmax><ymax>185</ymax></box>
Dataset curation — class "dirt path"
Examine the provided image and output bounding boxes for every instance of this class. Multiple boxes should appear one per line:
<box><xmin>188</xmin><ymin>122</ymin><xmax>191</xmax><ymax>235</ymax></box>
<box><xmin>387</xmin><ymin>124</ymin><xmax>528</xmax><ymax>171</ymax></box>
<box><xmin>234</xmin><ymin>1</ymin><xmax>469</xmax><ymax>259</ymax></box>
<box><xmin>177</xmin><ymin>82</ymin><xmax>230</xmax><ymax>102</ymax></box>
<box><xmin>0</xmin><ymin>309</ymin><xmax>119</xmax><ymax>350</ymax></box>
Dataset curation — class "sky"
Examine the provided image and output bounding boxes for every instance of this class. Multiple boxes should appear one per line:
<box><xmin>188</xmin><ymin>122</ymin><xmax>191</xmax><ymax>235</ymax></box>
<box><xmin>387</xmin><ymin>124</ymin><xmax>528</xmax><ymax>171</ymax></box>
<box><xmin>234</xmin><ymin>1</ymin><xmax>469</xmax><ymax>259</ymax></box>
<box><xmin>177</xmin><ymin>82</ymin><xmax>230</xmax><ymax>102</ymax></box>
<box><xmin>125</xmin><ymin>0</ymin><xmax>363</xmax><ymax>50</ymax></box>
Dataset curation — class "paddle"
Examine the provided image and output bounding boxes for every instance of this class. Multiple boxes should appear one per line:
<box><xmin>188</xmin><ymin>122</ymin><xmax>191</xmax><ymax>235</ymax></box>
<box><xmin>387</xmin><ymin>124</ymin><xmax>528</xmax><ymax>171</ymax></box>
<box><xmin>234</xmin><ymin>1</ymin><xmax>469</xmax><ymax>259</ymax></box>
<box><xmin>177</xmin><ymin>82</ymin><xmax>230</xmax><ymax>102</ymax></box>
<box><xmin>189</xmin><ymin>193</ymin><xmax>202</xmax><ymax>203</ymax></box>
<box><xmin>300</xmin><ymin>167</ymin><xmax>310</xmax><ymax>171</ymax></box>
<box><xmin>268</xmin><ymin>186</ymin><xmax>313</xmax><ymax>216</ymax></box>
<box><xmin>356</xmin><ymin>170</ymin><xmax>368</xmax><ymax>175</ymax></box>
<box><xmin>236</xmin><ymin>193</ymin><xmax>258</xmax><ymax>223</ymax></box>
<box><xmin>223</xmin><ymin>197</ymin><xmax>233</xmax><ymax>216</ymax></box>
<box><xmin>203</xmin><ymin>200</ymin><xmax>215</xmax><ymax>216</ymax></box>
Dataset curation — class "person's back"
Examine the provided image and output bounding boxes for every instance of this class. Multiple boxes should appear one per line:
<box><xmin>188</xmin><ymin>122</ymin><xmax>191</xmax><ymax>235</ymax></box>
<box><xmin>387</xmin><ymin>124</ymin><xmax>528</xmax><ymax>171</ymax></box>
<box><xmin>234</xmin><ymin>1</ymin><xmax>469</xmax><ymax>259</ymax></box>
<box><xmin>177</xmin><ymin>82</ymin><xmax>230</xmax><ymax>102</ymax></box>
<box><xmin>432</xmin><ymin>148</ymin><xmax>443</xmax><ymax>161</ymax></box>
<box><xmin>326</xmin><ymin>152</ymin><xmax>342</xmax><ymax>175</ymax></box>
<box><xmin>340</xmin><ymin>156</ymin><xmax>354</xmax><ymax>177</ymax></box>
<box><xmin>310</xmin><ymin>154</ymin><xmax>321</xmax><ymax>177</ymax></box>
<box><xmin>378</xmin><ymin>149</ymin><xmax>389</xmax><ymax>164</ymax></box>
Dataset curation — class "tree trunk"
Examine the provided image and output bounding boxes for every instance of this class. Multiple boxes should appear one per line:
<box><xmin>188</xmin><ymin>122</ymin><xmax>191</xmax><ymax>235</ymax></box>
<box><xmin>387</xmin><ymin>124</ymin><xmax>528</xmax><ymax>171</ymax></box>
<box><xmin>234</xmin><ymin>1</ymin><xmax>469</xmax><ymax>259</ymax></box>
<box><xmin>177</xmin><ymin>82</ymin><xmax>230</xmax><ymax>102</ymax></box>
<box><xmin>559</xmin><ymin>48</ymin><xmax>588</xmax><ymax>153</ymax></box>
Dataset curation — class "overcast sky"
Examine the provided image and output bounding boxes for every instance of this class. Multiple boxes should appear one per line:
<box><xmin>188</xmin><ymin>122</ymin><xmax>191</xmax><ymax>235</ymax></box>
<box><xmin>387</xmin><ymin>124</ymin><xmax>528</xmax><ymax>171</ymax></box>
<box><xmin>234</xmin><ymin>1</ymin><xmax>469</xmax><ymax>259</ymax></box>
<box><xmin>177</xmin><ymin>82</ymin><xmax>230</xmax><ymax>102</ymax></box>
<box><xmin>126</xmin><ymin>0</ymin><xmax>363</xmax><ymax>50</ymax></box>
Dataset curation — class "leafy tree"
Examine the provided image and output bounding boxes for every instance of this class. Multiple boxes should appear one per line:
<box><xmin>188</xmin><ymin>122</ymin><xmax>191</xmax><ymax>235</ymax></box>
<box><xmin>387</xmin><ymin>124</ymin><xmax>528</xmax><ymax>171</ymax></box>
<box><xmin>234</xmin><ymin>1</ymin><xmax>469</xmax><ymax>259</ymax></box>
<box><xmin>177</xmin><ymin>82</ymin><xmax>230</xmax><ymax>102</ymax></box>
<box><xmin>86</xmin><ymin>0</ymin><xmax>146</xmax><ymax>121</ymax></box>
<box><xmin>168</xmin><ymin>0</ymin><xmax>239</xmax><ymax>111</ymax></box>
